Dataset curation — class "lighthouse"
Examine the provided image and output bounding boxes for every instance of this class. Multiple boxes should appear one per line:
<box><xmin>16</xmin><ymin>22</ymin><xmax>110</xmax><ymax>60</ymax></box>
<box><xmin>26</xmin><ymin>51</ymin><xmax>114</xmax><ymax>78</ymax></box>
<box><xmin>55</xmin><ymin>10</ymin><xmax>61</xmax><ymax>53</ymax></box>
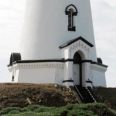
<box><xmin>8</xmin><ymin>0</ymin><xmax>107</xmax><ymax>87</ymax></box>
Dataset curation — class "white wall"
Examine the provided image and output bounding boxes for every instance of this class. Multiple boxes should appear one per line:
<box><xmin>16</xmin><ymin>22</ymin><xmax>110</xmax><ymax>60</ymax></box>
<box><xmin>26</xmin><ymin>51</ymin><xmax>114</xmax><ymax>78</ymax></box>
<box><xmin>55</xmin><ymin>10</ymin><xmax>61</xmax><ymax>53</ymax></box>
<box><xmin>8</xmin><ymin>61</ymin><xmax>107</xmax><ymax>87</ymax></box>
<box><xmin>19</xmin><ymin>68</ymin><xmax>56</xmax><ymax>84</ymax></box>
<box><xmin>91</xmin><ymin>64</ymin><xmax>107</xmax><ymax>87</ymax></box>
<box><xmin>10</xmin><ymin>62</ymin><xmax>64</xmax><ymax>84</ymax></box>
<box><xmin>20</xmin><ymin>0</ymin><xmax>97</xmax><ymax>61</ymax></box>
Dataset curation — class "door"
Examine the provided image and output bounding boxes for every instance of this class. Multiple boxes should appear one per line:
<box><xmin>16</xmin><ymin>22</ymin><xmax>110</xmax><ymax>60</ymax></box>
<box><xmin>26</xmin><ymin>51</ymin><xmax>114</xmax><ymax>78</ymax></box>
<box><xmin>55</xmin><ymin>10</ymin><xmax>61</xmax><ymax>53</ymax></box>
<box><xmin>73</xmin><ymin>52</ymin><xmax>82</xmax><ymax>86</ymax></box>
<box><xmin>73</xmin><ymin>63</ymin><xmax>80</xmax><ymax>85</ymax></box>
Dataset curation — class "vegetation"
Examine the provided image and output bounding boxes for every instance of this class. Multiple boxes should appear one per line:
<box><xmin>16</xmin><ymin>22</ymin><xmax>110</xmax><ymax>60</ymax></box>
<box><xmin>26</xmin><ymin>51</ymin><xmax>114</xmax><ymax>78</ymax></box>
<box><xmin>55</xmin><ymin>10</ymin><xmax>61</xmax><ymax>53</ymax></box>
<box><xmin>0</xmin><ymin>83</ymin><xmax>79</xmax><ymax>109</ymax></box>
<box><xmin>95</xmin><ymin>87</ymin><xmax>116</xmax><ymax>110</ymax></box>
<box><xmin>0</xmin><ymin>84</ymin><xmax>116</xmax><ymax>115</ymax></box>
<box><xmin>0</xmin><ymin>103</ymin><xmax>116</xmax><ymax>116</ymax></box>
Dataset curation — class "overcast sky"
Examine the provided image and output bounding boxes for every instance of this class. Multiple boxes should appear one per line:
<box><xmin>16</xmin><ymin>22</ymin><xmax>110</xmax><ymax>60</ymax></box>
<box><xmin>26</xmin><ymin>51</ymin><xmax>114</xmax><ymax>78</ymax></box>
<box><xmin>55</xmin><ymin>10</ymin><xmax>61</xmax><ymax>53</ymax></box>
<box><xmin>0</xmin><ymin>0</ymin><xmax>116</xmax><ymax>87</ymax></box>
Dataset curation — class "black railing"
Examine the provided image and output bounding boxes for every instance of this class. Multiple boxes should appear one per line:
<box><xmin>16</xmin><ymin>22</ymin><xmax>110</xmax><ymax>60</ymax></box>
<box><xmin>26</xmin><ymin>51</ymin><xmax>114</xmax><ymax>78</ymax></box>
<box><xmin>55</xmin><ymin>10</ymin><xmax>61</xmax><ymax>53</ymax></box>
<box><xmin>74</xmin><ymin>85</ymin><xmax>84</xmax><ymax>101</ymax></box>
<box><xmin>74</xmin><ymin>85</ymin><xmax>97</xmax><ymax>103</ymax></box>
<box><xmin>86</xmin><ymin>87</ymin><xmax>97</xmax><ymax>103</ymax></box>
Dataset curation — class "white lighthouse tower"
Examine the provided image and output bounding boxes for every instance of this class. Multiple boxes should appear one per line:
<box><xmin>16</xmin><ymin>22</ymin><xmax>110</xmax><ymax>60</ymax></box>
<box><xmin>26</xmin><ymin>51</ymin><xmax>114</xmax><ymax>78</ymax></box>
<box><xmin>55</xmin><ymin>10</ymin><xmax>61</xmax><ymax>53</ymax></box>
<box><xmin>8</xmin><ymin>0</ymin><xmax>107</xmax><ymax>87</ymax></box>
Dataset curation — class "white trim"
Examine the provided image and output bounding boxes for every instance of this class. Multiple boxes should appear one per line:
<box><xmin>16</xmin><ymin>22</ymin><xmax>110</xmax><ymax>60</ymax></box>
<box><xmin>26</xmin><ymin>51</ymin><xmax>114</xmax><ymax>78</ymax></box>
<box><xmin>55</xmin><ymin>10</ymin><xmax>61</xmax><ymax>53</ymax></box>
<box><xmin>91</xmin><ymin>64</ymin><xmax>107</xmax><ymax>72</ymax></box>
<box><xmin>9</xmin><ymin>63</ymin><xmax>64</xmax><ymax>70</ymax></box>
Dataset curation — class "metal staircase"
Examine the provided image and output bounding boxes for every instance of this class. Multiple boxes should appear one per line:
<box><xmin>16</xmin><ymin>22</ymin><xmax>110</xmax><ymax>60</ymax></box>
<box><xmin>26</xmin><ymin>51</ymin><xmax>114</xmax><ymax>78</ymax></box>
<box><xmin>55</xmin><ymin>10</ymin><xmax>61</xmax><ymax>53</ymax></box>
<box><xmin>74</xmin><ymin>85</ymin><xmax>97</xmax><ymax>103</ymax></box>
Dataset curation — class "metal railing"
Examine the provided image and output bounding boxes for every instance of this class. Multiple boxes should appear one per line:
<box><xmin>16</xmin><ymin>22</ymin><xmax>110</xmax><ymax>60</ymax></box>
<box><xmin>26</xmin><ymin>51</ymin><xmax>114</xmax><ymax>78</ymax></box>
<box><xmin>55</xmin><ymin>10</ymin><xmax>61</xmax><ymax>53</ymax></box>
<box><xmin>74</xmin><ymin>85</ymin><xmax>84</xmax><ymax>101</ymax></box>
<box><xmin>86</xmin><ymin>87</ymin><xmax>97</xmax><ymax>103</ymax></box>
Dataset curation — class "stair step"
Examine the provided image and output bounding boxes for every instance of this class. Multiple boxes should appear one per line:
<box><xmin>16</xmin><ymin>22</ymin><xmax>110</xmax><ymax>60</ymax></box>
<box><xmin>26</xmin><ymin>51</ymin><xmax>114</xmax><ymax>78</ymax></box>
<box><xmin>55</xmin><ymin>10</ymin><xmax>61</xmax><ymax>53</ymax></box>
<box><xmin>74</xmin><ymin>85</ymin><xmax>96</xmax><ymax>103</ymax></box>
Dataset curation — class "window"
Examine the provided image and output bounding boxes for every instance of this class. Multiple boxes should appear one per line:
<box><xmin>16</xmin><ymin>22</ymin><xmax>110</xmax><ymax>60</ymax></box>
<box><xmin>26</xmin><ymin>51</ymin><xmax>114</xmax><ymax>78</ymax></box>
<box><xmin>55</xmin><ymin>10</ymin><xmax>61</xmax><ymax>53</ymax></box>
<box><xmin>65</xmin><ymin>4</ymin><xmax>78</xmax><ymax>31</ymax></box>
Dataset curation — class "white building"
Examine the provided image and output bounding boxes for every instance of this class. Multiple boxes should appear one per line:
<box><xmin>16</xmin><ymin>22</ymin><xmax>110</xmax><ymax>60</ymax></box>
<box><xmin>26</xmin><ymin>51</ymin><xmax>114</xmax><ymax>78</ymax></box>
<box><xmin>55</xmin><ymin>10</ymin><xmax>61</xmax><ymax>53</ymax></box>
<box><xmin>8</xmin><ymin>0</ymin><xmax>107</xmax><ymax>87</ymax></box>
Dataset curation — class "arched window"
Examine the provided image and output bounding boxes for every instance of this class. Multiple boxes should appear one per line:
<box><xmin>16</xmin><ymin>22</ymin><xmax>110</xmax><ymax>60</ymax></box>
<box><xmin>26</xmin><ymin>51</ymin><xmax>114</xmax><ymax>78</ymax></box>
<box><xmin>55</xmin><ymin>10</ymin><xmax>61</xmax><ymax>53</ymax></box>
<box><xmin>65</xmin><ymin>4</ymin><xmax>78</xmax><ymax>31</ymax></box>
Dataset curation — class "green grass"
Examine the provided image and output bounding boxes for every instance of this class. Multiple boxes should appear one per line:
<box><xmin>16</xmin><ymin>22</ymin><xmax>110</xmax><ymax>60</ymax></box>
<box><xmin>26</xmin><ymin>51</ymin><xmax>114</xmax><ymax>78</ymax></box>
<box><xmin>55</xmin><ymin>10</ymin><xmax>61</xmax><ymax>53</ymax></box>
<box><xmin>0</xmin><ymin>103</ymin><xmax>116</xmax><ymax>116</ymax></box>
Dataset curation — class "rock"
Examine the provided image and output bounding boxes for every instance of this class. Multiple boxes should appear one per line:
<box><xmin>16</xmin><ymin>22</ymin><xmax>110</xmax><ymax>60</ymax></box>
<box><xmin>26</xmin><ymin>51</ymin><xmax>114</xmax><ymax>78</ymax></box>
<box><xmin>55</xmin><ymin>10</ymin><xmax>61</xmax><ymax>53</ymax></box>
<box><xmin>0</xmin><ymin>83</ymin><xmax>78</xmax><ymax>108</ymax></box>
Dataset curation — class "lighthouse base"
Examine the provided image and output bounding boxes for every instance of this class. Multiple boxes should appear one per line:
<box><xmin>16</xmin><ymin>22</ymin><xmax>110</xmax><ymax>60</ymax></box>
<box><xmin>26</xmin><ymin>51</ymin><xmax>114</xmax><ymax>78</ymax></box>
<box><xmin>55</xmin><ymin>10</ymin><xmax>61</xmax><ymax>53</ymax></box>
<box><xmin>8</xmin><ymin>37</ymin><xmax>108</xmax><ymax>87</ymax></box>
<box><xmin>8</xmin><ymin>59</ymin><xmax>107</xmax><ymax>87</ymax></box>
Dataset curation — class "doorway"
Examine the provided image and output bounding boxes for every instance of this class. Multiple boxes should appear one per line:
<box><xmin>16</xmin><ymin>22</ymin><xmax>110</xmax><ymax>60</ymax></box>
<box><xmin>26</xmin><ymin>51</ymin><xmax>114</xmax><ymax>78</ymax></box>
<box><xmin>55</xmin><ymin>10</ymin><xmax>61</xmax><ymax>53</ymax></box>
<box><xmin>73</xmin><ymin>52</ymin><xmax>82</xmax><ymax>86</ymax></box>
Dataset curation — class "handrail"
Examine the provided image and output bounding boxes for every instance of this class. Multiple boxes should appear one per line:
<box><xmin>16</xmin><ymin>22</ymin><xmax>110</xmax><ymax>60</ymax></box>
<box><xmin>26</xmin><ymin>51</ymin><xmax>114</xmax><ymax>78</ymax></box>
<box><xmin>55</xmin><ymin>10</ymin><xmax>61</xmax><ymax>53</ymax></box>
<box><xmin>86</xmin><ymin>87</ymin><xmax>97</xmax><ymax>103</ymax></box>
<box><xmin>86</xmin><ymin>79</ymin><xmax>96</xmax><ymax>89</ymax></box>
<box><xmin>74</xmin><ymin>85</ymin><xmax>84</xmax><ymax>101</ymax></box>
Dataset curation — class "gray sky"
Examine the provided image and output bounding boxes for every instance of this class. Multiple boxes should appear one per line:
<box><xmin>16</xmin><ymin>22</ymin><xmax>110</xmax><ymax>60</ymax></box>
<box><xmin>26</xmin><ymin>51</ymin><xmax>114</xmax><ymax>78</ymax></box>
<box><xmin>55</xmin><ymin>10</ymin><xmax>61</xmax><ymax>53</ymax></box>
<box><xmin>91</xmin><ymin>0</ymin><xmax>116</xmax><ymax>87</ymax></box>
<box><xmin>0</xmin><ymin>0</ymin><xmax>116</xmax><ymax>87</ymax></box>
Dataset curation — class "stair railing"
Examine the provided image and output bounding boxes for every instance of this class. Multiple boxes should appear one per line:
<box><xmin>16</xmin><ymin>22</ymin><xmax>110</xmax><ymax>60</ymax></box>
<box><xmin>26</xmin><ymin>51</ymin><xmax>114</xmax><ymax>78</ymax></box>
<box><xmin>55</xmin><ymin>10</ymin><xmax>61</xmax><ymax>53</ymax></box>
<box><xmin>74</xmin><ymin>85</ymin><xmax>84</xmax><ymax>101</ymax></box>
<box><xmin>86</xmin><ymin>79</ymin><xmax>95</xmax><ymax>89</ymax></box>
<box><xmin>86</xmin><ymin>87</ymin><xmax>97</xmax><ymax>103</ymax></box>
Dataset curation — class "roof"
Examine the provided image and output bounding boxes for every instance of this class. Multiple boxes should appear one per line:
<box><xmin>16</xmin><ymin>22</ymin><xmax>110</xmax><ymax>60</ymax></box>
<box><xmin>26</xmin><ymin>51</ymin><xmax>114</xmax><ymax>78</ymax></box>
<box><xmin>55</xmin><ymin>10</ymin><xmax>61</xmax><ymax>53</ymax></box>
<box><xmin>59</xmin><ymin>36</ymin><xmax>94</xmax><ymax>49</ymax></box>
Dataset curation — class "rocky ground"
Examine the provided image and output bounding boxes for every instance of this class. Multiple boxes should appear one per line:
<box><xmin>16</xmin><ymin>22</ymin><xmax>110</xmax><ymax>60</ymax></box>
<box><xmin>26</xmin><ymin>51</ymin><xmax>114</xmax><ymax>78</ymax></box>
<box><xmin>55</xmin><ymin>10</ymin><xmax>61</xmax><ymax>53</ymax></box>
<box><xmin>94</xmin><ymin>87</ymin><xmax>116</xmax><ymax>110</ymax></box>
<box><xmin>0</xmin><ymin>83</ymin><xmax>79</xmax><ymax>109</ymax></box>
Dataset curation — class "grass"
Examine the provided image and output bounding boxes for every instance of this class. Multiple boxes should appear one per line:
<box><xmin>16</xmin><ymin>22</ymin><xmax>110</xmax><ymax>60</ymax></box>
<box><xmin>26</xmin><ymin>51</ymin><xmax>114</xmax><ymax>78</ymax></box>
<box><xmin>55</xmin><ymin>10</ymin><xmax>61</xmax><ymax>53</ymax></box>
<box><xmin>0</xmin><ymin>103</ymin><xmax>116</xmax><ymax>116</ymax></box>
<box><xmin>0</xmin><ymin>84</ymin><xmax>116</xmax><ymax>115</ymax></box>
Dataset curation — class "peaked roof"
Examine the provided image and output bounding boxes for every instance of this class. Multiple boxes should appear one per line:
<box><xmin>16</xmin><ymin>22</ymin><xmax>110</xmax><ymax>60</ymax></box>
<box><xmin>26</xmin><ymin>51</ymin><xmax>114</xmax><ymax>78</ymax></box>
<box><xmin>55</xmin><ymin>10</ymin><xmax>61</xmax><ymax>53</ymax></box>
<box><xmin>59</xmin><ymin>36</ymin><xmax>94</xmax><ymax>49</ymax></box>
